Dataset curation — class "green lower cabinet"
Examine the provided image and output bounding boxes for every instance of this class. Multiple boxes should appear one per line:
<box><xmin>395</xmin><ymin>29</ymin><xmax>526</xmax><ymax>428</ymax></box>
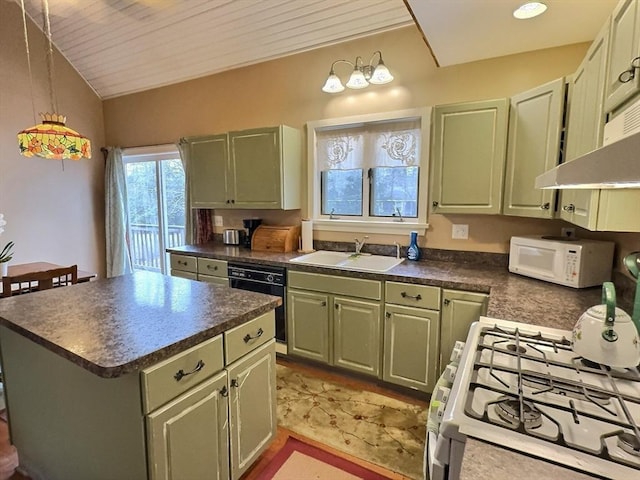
<box><xmin>440</xmin><ymin>289</ymin><xmax>489</xmax><ymax>372</ymax></box>
<box><xmin>146</xmin><ymin>371</ymin><xmax>230</xmax><ymax>480</ymax></box>
<box><xmin>287</xmin><ymin>289</ymin><xmax>331</xmax><ymax>363</ymax></box>
<box><xmin>227</xmin><ymin>340</ymin><xmax>277</xmax><ymax>480</ymax></box>
<box><xmin>383</xmin><ymin>304</ymin><xmax>440</xmax><ymax>393</ymax></box>
<box><xmin>333</xmin><ymin>296</ymin><xmax>381</xmax><ymax>377</ymax></box>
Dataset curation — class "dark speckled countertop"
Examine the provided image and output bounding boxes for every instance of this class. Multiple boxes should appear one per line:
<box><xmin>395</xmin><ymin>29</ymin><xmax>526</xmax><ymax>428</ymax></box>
<box><xmin>0</xmin><ymin>271</ymin><xmax>281</xmax><ymax>378</ymax></box>
<box><xmin>168</xmin><ymin>243</ymin><xmax>612</xmax><ymax>331</ymax></box>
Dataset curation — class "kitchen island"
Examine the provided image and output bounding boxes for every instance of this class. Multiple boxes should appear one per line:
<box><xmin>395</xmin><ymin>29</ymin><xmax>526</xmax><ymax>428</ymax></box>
<box><xmin>0</xmin><ymin>271</ymin><xmax>281</xmax><ymax>480</ymax></box>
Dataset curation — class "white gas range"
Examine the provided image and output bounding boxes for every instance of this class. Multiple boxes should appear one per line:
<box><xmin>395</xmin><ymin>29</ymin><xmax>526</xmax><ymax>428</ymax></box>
<box><xmin>427</xmin><ymin>317</ymin><xmax>640</xmax><ymax>480</ymax></box>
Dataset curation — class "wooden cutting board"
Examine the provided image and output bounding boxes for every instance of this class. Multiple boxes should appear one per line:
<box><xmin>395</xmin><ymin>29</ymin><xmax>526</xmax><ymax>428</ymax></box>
<box><xmin>251</xmin><ymin>225</ymin><xmax>301</xmax><ymax>253</ymax></box>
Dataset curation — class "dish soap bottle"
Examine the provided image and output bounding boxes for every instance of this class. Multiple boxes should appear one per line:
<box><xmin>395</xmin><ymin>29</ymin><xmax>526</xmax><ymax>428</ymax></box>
<box><xmin>407</xmin><ymin>231</ymin><xmax>420</xmax><ymax>261</ymax></box>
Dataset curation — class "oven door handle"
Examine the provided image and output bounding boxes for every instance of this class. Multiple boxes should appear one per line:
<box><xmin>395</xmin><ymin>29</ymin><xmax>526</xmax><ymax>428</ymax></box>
<box><xmin>243</xmin><ymin>327</ymin><xmax>264</xmax><ymax>343</ymax></box>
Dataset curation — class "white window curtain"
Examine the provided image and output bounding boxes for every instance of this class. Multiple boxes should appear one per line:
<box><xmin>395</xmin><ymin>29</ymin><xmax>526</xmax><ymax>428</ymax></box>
<box><xmin>177</xmin><ymin>141</ymin><xmax>193</xmax><ymax>245</ymax></box>
<box><xmin>316</xmin><ymin>119</ymin><xmax>421</xmax><ymax>171</ymax></box>
<box><xmin>105</xmin><ymin>147</ymin><xmax>133</xmax><ymax>277</ymax></box>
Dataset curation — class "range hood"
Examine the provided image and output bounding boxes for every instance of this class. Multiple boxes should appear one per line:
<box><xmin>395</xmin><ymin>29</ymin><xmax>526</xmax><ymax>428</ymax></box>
<box><xmin>535</xmin><ymin>131</ymin><xmax>640</xmax><ymax>189</ymax></box>
<box><xmin>536</xmin><ymin>98</ymin><xmax>640</xmax><ymax>190</ymax></box>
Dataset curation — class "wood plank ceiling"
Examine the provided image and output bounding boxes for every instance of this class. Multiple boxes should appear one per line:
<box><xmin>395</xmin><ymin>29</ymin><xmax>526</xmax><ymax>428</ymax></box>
<box><xmin>20</xmin><ymin>0</ymin><xmax>413</xmax><ymax>99</ymax></box>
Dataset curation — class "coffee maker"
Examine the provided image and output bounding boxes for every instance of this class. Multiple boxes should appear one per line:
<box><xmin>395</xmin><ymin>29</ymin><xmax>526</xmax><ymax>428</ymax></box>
<box><xmin>242</xmin><ymin>218</ymin><xmax>262</xmax><ymax>248</ymax></box>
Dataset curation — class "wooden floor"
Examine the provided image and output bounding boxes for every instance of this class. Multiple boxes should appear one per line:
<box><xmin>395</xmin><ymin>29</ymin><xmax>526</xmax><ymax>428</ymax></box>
<box><xmin>0</xmin><ymin>358</ymin><xmax>426</xmax><ymax>480</ymax></box>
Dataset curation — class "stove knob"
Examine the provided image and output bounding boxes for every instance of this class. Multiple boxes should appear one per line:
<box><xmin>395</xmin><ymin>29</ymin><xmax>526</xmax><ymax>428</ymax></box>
<box><xmin>266</xmin><ymin>274</ymin><xmax>275</xmax><ymax>283</ymax></box>
<box><xmin>450</xmin><ymin>346</ymin><xmax>463</xmax><ymax>363</ymax></box>
<box><xmin>443</xmin><ymin>364</ymin><xmax>458</xmax><ymax>384</ymax></box>
<box><xmin>428</xmin><ymin>386</ymin><xmax>451</xmax><ymax>425</ymax></box>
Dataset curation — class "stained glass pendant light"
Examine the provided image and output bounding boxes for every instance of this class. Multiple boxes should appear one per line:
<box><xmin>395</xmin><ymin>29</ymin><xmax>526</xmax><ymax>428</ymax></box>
<box><xmin>16</xmin><ymin>0</ymin><xmax>91</xmax><ymax>160</ymax></box>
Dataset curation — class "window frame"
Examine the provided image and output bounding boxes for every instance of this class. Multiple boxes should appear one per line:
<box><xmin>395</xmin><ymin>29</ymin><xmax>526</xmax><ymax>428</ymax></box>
<box><xmin>307</xmin><ymin>107</ymin><xmax>431</xmax><ymax>235</ymax></box>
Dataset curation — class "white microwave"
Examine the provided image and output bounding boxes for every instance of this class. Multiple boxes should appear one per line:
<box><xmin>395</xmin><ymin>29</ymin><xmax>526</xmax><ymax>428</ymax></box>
<box><xmin>508</xmin><ymin>235</ymin><xmax>615</xmax><ymax>288</ymax></box>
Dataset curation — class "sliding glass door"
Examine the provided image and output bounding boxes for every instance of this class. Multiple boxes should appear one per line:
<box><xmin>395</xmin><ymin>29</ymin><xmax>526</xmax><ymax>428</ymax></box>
<box><xmin>123</xmin><ymin>147</ymin><xmax>185</xmax><ymax>274</ymax></box>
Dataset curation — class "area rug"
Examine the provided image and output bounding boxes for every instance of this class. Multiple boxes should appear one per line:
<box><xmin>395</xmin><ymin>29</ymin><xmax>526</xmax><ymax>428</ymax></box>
<box><xmin>276</xmin><ymin>364</ymin><xmax>426</xmax><ymax>480</ymax></box>
<box><xmin>255</xmin><ymin>435</ymin><xmax>393</xmax><ymax>480</ymax></box>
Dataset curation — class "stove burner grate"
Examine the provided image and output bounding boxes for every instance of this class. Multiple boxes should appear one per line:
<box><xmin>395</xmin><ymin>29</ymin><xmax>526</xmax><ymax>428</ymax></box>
<box><xmin>618</xmin><ymin>432</ymin><xmax>640</xmax><ymax>457</ymax></box>
<box><xmin>494</xmin><ymin>396</ymin><xmax>543</xmax><ymax>429</ymax></box>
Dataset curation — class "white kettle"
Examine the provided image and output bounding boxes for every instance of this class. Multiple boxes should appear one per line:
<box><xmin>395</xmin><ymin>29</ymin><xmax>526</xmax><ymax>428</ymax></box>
<box><xmin>572</xmin><ymin>282</ymin><xmax>640</xmax><ymax>369</ymax></box>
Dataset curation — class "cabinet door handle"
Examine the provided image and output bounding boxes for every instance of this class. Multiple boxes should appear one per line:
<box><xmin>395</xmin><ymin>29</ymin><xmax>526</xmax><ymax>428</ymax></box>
<box><xmin>619</xmin><ymin>57</ymin><xmax>640</xmax><ymax>83</ymax></box>
<box><xmin>243</xmin><ymin>327</ymin><xmax>264</xmax><ymax>343</ymax></box>
<box><xmin>320</xmin><ymin>301</ymin><xmax>327</xmax><ymax>307</ymax></box>
<box><xmin>226</xmin><ymin>200</ymin><xmax>231</xmax><ymax>204</ymax></box>
<box><xmin>432</xmin><ymin>201</ymin><xmax>439</xmax><ymax>208</ymax></box>
<box><xmin>563</xmin><ymin>204</ymin><xmax>575</xmax><ymax>213</ymax></box>
<box><xmin>540</xmin><ymin>203</ymin><xmax>550</xmax><ymax>210</ymax></box>
<box><xmin>401</xmin><ymin>292</ymin><xmax>422</xmax><ymax>301</ymax></box>
<box><xmin>335</xmin><ymin>303</ymin><xmax>340</xmax><ymax>310</ymax></box>
<box><xmin>385</xmin><ymin>311</ymin><xmax>391</xmax><ymax>318</ymax></box>
<box><xmin>443</xmin><ymin>298</ymin><xmax>451</xmax><ymax>306</ymax></box>
<box><xmin>220</xmin><ymin>386</ymin><xmax>228</xmax><ymax>397</ymax></box>
<box><xmin>231</xmin><ymin>199</ymin><xmax>235</xmax><ymax>204</ymax></box>
<box><xmin>231</xmin><ymin>379</ymin><xmax>239</xmax><ymax>388</ymax></box>
<box><xmin>174</xmin><ymin>359</ymin><xmax>205</xmax><ymax>382</ymax></box>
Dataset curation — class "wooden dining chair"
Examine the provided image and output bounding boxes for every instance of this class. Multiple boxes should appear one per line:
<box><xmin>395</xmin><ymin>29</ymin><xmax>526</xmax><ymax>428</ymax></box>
<box><xmin>1</xmin><ymin>265</ymin><xmax>78</xmax><ymax>297</ymax></box>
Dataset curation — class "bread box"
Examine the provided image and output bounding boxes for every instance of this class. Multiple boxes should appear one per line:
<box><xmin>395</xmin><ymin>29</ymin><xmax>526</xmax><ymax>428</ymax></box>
<box><xmin>251</xmin><ymin>225</ymin><xmax>301</xmax><ymax>253</ymax></box>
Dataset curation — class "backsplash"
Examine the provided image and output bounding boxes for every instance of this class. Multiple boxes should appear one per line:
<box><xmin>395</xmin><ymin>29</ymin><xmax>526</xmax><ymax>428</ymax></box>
<box><xmin>313</xmin><ymin>241</ymin><xmax>509</xmax><ymax>267</ymax></box>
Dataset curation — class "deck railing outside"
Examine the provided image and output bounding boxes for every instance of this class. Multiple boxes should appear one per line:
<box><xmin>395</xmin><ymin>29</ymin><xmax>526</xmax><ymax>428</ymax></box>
<box><xmin>130</xmin><ymin>223</ymin><xmax>185</xmax><ymax>272</ymax></box>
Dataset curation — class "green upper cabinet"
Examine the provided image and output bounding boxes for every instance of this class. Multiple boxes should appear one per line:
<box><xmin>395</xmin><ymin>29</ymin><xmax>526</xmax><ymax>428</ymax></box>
<box><xmin>503</xmin><ymin>78</ymin><xmax>565</xmax><ymax>218</ymax></box>
<box><xmin>187</xmin><ymin>125</ymin><xmax>301</xmax><ymax>210</ymax></box>
<box><xmin>560</xmin><ymin>18</ymin><xmax>640</xmax><ymax>233</ymax></box>
<box><xmin>229</xmin><ymin>126</ymin><xmax>301</xmax><ymax>209</ymax></box>
<box><xmin>604</xmin><ymin>0</ymin><xmax>640</xmax><ymax>113</ymax></box>
<box><xmin>430</xmin><ymin>99</ymin><xmax>509</xmax><ymax>214</ymax></box>
<box><xmin>188</xmin><ymin>134</ymin><xmax>229</xmax><ymax>208</ymax></box>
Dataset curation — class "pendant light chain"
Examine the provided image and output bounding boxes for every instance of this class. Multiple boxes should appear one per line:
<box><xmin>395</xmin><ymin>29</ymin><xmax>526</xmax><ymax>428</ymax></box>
<box><xmin>19</xmin><ymin>0</ymin><xmax>37</xmax><ymax>125</ymax></box>
<box><xmin>40</xmin><ymin>0</ymin><xmax>58</xmax><ymax>114</ymax></box>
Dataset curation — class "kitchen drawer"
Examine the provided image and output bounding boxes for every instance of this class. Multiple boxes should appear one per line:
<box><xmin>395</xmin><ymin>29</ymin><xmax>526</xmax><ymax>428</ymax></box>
<box><xmin>288</xmin><ymin>271</ymin><xmax>381</xmax><ymax>300</ymax></box>
<box><xmin>171</xmin><ymin>270</ymin><xmax>197</xmax><ymax>280</ymax></box>
<box><xmin>170</xmin><ymin>254</ymin><xmax>197</xmax><ymax>273</ymax></box>
<box><xmin>224</xmin><ymin>311</ymin><xmax>275</xmax><ymax>364</ymax></box>
<box><xmin>385</xmin><ymin>282</ymin><xmax>440</xmax><ymax>310</ymax></box>
<box><xmin>198</xmin><ymin>258</ymin><xmax>228</xmax><ymax>278</ymax></box>
<box><xmin>141</xmin><ymin>334</ymin><xmax>224</xmax><ymax>414</ymax></box>
<box><xmin>198</xmin><ymin>274</ymin><xmax>229</xmax><ymax>286</ymax></box>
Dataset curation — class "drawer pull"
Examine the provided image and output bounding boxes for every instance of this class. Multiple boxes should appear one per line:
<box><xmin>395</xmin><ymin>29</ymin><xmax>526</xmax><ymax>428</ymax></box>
<box><xmin>243</xmin><ymin>328</ymin><xmax>264</xmax><ymax>343</ymax></box>
<box><xmin>401</xmin><ymin>292</ymin><xmax>422</xmax><ymax>301</ymax></box>
<box><xmin>207</xmin><ymin>265</ymin><xmax>218</xmax><ymax>271</ymax></box>
<box><xmin>174</xmin><ymin>359</ymin><xmax>205</xmax><ymax>382</ymax></box>
<box><xmin>178</xmin><ymin>260</ymin><xmax>187</xmax><ymax>266</ymax></box>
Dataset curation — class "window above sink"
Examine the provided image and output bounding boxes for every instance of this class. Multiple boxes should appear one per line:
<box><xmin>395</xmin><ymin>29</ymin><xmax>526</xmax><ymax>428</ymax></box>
<box><xmin>306</xmin><ymin>108</ymin><xmax>431</xmax><ymax>236</ymax></box>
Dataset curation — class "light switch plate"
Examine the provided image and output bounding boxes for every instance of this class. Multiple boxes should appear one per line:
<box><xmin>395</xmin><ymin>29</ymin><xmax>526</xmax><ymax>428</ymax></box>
<box><xmin>214</xmin><ymin>215</ymin><xmax>223</xmax><ymax>227</ymax></box>
<box><xmin>452</xmin><ymin>224</ymin><xmax>469</xmax><ymax>240</ymax></box>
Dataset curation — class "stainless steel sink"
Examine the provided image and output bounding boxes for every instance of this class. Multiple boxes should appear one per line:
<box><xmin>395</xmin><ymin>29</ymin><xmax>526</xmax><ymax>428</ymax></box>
<box><xmin>289</xmin><ymin>250</ymin><xmax>404</xmax><ymax>273</ymax></box>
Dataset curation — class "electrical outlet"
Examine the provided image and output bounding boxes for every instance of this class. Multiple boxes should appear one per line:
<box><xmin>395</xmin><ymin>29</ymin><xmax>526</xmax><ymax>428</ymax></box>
<box><xmin>452</xmin><ymin>224</ymin><xmax>469</xmax><ymax>240</ymax></box>
<box><xmin>214</xmin><ymin>215</ymin><xmax>223</xmax><ymax>227</ymax></box>
<box><xmin>561</xmin><ymin>227</ymin><xmax>575</xmax><ymax>238</ymax></box>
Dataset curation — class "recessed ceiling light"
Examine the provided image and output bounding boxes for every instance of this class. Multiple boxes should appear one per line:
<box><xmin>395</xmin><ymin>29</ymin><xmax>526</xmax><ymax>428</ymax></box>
<box><xmin>513</xmin><ymin>2</ymin><xmax>547</xmax><ymax>19</ymax></box>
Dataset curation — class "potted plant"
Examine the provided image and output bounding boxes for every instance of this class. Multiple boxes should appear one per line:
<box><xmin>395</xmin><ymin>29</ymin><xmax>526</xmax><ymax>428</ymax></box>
<box><xmin>0</xmin><ymin>213</ymin><xmax>14</xmax><ymax>277</ymax></box>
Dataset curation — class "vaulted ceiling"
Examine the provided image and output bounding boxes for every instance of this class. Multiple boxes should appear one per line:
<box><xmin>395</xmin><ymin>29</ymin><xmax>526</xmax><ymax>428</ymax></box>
<box><xmin>16</xmin><ymin>0</ymin><xmax>618</xmax><ymax>99</ymax></box>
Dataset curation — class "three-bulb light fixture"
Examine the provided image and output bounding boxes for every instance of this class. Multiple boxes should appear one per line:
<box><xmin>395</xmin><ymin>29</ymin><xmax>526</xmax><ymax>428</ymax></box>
<box><xmin>321</xmin><ymin>51</ymin><xmax>394</xmax><ymax>94</ymax></box>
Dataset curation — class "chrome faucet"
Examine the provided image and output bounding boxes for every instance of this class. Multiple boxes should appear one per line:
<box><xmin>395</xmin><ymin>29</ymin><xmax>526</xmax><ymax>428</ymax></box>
<box><xmin>393</xmin><ymin>241</ymin><xmax>400</xmax><ymax>259</ymax></box>
<box><xmin>354</xmin><ymin>235</ymin><xmax>369</xmax><ymax>255</ymax></box>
